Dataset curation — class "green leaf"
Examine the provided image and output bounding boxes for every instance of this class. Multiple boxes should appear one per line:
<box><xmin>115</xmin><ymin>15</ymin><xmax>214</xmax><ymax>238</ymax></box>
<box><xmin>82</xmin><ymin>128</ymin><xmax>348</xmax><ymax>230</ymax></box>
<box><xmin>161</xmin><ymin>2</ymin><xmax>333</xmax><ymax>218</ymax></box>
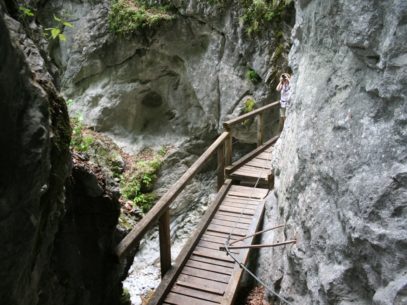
<box><xmin>58</xmin><ymin>33</ymin><xmax>66</xmax><ymax>41</ymax></box>
<box><xmin>50</xmin><ymin>28</ymin><xmax>61</xmax><ymax>39</ymax></box>
<box><xmin>53</xmin><ymin>15</ymin><xmax>62</xmax><ymax>22</ymax></box>
<box><xmin>63</xmin><ymin>21</ymin><xmax>74</xmax><ymax>28</ymax></box>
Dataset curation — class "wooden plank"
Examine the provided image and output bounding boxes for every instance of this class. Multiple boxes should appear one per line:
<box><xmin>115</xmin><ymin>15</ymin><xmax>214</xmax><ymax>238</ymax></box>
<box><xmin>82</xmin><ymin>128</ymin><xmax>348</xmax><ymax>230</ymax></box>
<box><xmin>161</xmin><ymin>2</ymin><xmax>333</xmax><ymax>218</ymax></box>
<box><xmin>218</xmin><ymin>206</ymin><xmax>255</xmax><ymax>217</ymax></box>
<box><xmin>182</xmin><ymin>266</ymin><xmax>230</xmax><ymax>283</ymax></box>
<box><xmin>224</xmin><ymin>136</ymin><xmax>278</xmax><ymax>176</ymax></box>
<box><xmin>254</xmin><ymin>152</ymin><xmax>272</xmax><ymax>161</ymax></box>
<box><xmin>224</xmin><ymin>196</ymin><xmax>262</xmax><ymax>204</ymax></box>
<box><xmin>223</xmin><ymin>101</ymin><xmax>279</xmax><ymax>127</ymax></box>
<box><xmin>178</xmin><ymin>274</ymin><xmax>228</xmax><ymax>293</ymax></box>
<box><xmin>231</xmin><ymin>169</ymin><xmax>269</xmax><ymax>180</ymax></box>
<box><xmin>203</xmin><ymin>230</ymin><xmax>242</xmax><ymax>241</ymax></box>
<box><xmin>165</xmin><ymin>292</ymin><xmax>220</xmax><ymax>305</ymax></box>
<box><xmin>185</xmin><ymin>260</ymin><xmax>233</xmax><ymax>275</ymax></box>
<box><xmin>207</xmin><ymin>223</ymin><xmax>248</xmax><ymax>235</ymax></box>
<box><xmin>159</xmin><ymin>209</ymin><xmax>172</xmax><ymax>277</ymax></box>
<box><xmin>197</xmin><ymin>240</ymin><xmax>239</xmax><ymax>254</ymax></box>
<box><xmin>228</xmin><ymin>173</ymin><xmax>268</xmax><ymax>183</ymax></box>
<box><xmin>171</xmin><ymin>285</ymin><xmax>222</xmax><ymax>303</ymax></box>
<box><xmin>245</xmin><ymin>159</ymin><xmax>271</xmax><ymax>168</ymax></box>
<box><xmin>216</xmin><ymin>210</ymin><xmax>254</xmax><ymax>219</ymax></box>
<box><xmin>176</xmin><ymin>280</ymin><xmax>225</xmax><ymax>296</ymax></box>
<box><xmin>116</xmin><ymin>132</ymin><xmax>230</xmax><ymax>259</ymax></box>
<box><xmin>210</xmin><ymin>218</ymin><xmax>250</xmax><ymax>229</ymax></box>
<box><xmin>193</xmin><ymin>250</ymin><xmax>235</xmax><ymax>263</ymax></box>
<box><xmin>195</xmin><ymin>246</ymin><xmax>238</xmax><ymax>258</ymax></box>
<box><xmin>221</xmin><ymin>201</ymin><xmax>258</xmax><ymax>211</ymax></box>
<box><xmin>223</xmin><ymin>199</ymin><xmax>259</xmax><ymax>207</ymax></box>
<box><xmin>189</xmin><ymin>255</ymin><xmax>235</xmax><ymax>269</ymax></box>
<box><xmin>147</xmin><ymin>180</ymin><xmax>232</xmax><ymax>305</ymax></box>
<box><xmin>236</xmin><ymin>164</ymin><xmax>270</xmax><ymax>174</ymax></box>
<box><xmin>213</xmin><ymin>214</ymin><xmax>252</xmax><ymax>224</ymax></box>
<box><xmin>220</xmin><ymin>201</ymin><xmax>266</xmax><ymax>305</ymax></box>
<box><xmin>229</xmin><ymin>185</ymin><xmax>269</xmax><ymax>198</ymax></box>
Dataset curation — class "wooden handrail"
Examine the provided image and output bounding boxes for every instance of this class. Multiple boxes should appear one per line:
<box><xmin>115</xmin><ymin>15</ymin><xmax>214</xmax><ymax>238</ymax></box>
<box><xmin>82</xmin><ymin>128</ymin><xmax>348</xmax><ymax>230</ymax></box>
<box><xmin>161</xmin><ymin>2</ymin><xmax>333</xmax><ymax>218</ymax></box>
<box><xmin>115</xmin><ymin>131</ymin><xmax>230</xmax><ymax>260</ymax></box>
<box><xmin>223</xmin><ymin>101</ymin><xmax>279</xmax><ymax>129</ymax></box>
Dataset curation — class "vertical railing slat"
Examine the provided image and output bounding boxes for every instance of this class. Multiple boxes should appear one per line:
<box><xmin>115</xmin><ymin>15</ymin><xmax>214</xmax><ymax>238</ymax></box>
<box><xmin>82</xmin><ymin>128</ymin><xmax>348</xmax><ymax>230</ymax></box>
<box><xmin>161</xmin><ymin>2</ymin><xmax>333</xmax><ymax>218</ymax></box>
<box><xmin>257</xmin><ymin>112</ymin><xmax>264</xmax><ymax>146</ymax></box>
<box><xmin>217</xmin><ymin>142</ymin><xmax>225</xmax><ymax>190</ymax></box>
<box><xmin>158</xmin><ymin>208</ymin><xmax>171</xmax><ymax>277</ymax></box>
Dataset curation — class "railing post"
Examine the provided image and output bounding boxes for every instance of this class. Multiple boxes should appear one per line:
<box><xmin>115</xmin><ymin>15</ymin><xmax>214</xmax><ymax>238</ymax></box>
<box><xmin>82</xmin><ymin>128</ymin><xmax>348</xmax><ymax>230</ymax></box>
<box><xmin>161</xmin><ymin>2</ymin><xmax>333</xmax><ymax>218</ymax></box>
<box><xmin>257</xmin><ymin>113</ymin><xmax>264</xmax><ymax>146</ymax></box>
<box><xmin>217</xmin><ymin>142</ymin><xmax>225</xmax><ymax>190</ymax></box>
<box><xmin>158</xmin><ymin>208</ymin><xmax>171</xmax><ymax>277</ymax></box>
<box><xmin>225</xmin><ymin>131</ymin><xmax>232</xmax><ymax>166</ymax></box>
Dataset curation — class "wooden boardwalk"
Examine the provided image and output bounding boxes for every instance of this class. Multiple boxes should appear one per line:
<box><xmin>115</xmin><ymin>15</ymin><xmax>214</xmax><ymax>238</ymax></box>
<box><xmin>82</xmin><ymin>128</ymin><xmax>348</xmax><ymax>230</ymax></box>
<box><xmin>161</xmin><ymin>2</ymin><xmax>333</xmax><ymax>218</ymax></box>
<box><xmin>152</xmin><ymin>184</ymin><xmax>269</xmax><ymax>305</ymax></box>
<box><xmin>115</xmin><ymin>101</ymin><xmax>281</xmax><ymax>305</ymax></box>
<box><xmin>229</xmin><ymin>146</ymin><xmax>273</xmax><ymax>184</ymax></box>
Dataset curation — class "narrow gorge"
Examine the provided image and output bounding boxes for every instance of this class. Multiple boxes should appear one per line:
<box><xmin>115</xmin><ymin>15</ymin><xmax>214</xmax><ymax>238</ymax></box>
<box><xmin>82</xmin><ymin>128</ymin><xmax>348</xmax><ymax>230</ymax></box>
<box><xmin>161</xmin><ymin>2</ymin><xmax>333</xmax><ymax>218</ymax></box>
<box><xmin>0</xmin><ymin>1</ymin><xmax>406</xmax><ymax>305</ymax></box>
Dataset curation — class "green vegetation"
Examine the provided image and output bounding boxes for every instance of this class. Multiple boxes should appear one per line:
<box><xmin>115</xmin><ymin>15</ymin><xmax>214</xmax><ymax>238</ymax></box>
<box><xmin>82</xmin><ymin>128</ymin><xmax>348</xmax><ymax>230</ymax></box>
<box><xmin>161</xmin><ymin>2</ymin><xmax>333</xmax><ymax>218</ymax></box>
<box><xmin>45</xmin><ymin>15</ymin><xmax>74</xmax><ymax>41</ymax></box>
<box><xmin>18</xmin><ymin>5</ymin><xmax>35</xmax><ymax>18</ymax></box>
<box><xmin>70</xmin><ymin>116</ymin><xmax>95</xmax><ymax>153</ymax></box>
<box><xmin>120</xmin><ymin>288</ymin><xmax>131</xmax><ymax>305</ymax></box>
<box><xmin>120</xmin><ymin>150</ymin><xmax>166</xmax><ymax>213</ymax></box>
<box><xmin>242</xmin><ymin>97</ymin><xmax>256</xmax><ymax>127</ymax></box>
<box><xmin>66</xmin><ymin>102</ymin><xmax>169</xmax><ymax>232</ymax></box>
<box><xmin>246</xmin><ymin>68</ymin><xmax>261</xmax><ymax>84</ymax></box>
<box><xmin>240</xmin><ymin>0</ymin><xmax>293</xmax><ymax>36</ymax></box>
<box><xmin>243</xmin><ymin>97</ymin><xmax>256</xmax><ymax>113</ymax></box>
<box><xmin>109</xmin><ymin>0</ymin><xmax>174</xmax><ymax>35</ymax></box>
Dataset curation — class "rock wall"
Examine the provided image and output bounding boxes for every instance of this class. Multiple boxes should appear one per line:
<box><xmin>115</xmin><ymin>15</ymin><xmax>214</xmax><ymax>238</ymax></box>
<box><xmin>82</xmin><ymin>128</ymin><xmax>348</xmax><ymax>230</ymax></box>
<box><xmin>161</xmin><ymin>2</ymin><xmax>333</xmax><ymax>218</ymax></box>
<box><xmin>0</xmin><ymin>3</ymin><xmax>125</xmax><ymax>305</ymax></box>
<box><xmin>259</xmin><ymin>0</ymin><xmax>407</xmax><ymax>304</ymax></box>
<box><xmin>40</xmin><ymin>0</ymin><xmax>293</xmax><ymax>149</ymax></box>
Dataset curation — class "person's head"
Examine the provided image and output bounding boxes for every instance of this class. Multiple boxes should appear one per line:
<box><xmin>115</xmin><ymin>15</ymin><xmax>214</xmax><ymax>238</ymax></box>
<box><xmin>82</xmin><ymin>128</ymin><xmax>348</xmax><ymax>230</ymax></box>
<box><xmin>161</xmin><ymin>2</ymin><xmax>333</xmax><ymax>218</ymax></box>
<box><xmin>281</xmin><ymin>73</ymin><xmax>291</xmax><ymax>83</ymax></box>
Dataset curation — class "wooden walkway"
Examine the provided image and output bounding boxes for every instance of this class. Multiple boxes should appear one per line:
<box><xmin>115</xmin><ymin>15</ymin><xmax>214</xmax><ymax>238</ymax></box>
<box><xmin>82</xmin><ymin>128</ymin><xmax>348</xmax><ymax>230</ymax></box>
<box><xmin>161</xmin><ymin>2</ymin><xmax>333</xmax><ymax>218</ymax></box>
<box><xmin>115</xmin><ymin>101</ymin><xmax>282</xmax><ymax>305</ymax></box>
<box><xmin>161</xmin><ymin>185</ymin><xmax>268</xmax><ymax>305</ymax></box>
<box><xmin>148</xmin><ymin>140</ymin><xmax>276</xmax><ymax>305</ymax></box>
<box><xmin>228</xmin><ymin>146</ymin><xmax>273</xmax><ymax>185</ymax></box>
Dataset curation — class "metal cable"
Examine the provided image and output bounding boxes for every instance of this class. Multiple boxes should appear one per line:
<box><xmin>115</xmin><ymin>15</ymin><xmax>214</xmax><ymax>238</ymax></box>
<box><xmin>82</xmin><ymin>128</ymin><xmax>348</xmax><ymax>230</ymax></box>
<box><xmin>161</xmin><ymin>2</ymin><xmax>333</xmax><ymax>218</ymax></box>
<box><xmin>224</xmin><ymin>244</ymin><xmax>294</xmax><ymax>305</ymax></box>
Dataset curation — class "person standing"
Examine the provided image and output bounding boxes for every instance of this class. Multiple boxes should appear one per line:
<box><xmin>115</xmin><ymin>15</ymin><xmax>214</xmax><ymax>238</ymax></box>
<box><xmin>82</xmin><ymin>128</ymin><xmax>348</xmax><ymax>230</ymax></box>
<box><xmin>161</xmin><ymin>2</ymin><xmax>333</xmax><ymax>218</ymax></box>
<box><xmin>276</xmin><ymin>73</ymin><xmax>291</xmax><ymax>132</ymax></box>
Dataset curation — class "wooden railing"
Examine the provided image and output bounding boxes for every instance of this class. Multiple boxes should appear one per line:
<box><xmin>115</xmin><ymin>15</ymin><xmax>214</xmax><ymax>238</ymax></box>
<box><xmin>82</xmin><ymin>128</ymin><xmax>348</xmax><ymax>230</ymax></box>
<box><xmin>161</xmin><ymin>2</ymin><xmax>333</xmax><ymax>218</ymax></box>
<box><xmin>115</xmin><ymin>101</ymin><xmax>280</xmax><ymax>277</ymax></box>
<box><xmin>223</xmin><ymin>101</ymin><xmax>280</xmax><ymax>147</ymax></box>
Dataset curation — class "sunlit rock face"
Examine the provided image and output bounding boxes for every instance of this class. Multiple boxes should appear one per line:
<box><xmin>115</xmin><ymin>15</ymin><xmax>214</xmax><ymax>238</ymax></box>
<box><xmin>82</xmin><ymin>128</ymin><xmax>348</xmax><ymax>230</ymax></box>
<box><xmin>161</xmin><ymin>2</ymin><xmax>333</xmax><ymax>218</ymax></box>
<box><xmin>41</xmin><ymin>0</ymin><xmax>293</xmax><ymax>149</ymax></box>
<box><xmin>258</xmin><ymin>0</ymin><xmax>407</xmax><ymax>304</ymax></box>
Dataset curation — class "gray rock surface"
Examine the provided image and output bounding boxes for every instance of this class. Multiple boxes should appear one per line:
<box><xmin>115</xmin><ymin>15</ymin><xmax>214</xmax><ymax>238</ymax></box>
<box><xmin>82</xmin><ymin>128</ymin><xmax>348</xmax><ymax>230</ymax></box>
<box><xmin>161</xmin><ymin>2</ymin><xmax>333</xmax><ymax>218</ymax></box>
<box><xmin>40</xmin><ymin>0</ymin><xmax>292</xmax><ymax>150</ymax></box>
<box><xmin>258</xmin><ymin>1</ymin><xmax>407</xmax><ymax>304</ymax></box>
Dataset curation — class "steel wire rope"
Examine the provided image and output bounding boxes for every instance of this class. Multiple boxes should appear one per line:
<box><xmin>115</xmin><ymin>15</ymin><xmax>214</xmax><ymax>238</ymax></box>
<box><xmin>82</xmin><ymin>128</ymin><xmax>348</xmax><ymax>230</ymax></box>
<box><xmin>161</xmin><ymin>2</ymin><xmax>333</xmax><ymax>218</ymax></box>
<box><xmin>223</xmin><ymin>137</ymin><xmax>293</xmax><ymax>305</ymax></box>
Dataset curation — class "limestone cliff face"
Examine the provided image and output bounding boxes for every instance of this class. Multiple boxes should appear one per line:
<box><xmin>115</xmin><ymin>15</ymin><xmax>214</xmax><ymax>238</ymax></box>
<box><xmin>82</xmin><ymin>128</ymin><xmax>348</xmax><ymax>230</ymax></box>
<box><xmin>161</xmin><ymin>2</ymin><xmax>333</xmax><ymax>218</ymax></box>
<box><xmin>40</xmin><ymin>0</ymin><xmax>293</xmax><ymax>148</ymax></box>
<box><xmin>0</xmin><ymin>3</ymin><xmax>124</xmax><ymax>305</ymax></box>
<box><xmin>259</xmin><ymin>0</ymin><xmax>407</xmax><ymax>304</ymax></box>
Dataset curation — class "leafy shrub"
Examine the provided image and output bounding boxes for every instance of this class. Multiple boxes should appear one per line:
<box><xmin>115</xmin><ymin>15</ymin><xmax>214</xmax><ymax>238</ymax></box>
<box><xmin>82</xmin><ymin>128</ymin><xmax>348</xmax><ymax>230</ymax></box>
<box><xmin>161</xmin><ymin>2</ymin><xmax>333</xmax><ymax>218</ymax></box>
<box><xmin>246</xmin><ymin>68</ymin><xmax>262</xmax><ymax>84</ymax></box>
<box><xmin>18</xmin><ymin>5</ymin><xmax>35</xmax><ymax>18</ymax></box>
<box><xmin>109</xmin><ymin>0</ymin><xmax>174</xmax><ymax>35</ymax></box>
<box><xmin>243</xmin><ymin>97</ymin><xmax>256</xmax><ymax>113</ymax></box>
<box><xmin>239</xmin><ymin>0</ymin><xmax>293</xmax><ymax>36</ymax></box>
<box><xmin>70</xmin><ymin>116</ymin><xmax>94</xmax><ymax>152</ymax></box>
<box><xmin>45</xmin><ymin>15</ymin><xmax>74</xmax><ymax>42</ymax></box>
<box><xmin>242</xmin><ymin>97</ymin><xmax>257</xmax><ymax>126</ymax></box>
<box><xmin>120</xmin><ymin>148</ymin><xmax>168</xmax><ymax>213</ymax></box>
